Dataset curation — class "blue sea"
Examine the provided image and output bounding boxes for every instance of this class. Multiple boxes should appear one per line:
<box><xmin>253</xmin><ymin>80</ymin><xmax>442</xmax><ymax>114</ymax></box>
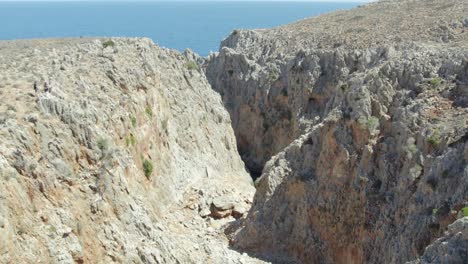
<box><xmin>0</xmin><ymin>1</ymin><xmax>361</xmax><ymax>56</ymax></box>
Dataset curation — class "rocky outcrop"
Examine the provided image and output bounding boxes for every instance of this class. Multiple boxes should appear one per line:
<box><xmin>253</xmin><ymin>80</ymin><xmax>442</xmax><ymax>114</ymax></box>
<box><xmin>0</xmin><ymin>38</ymin><xmax>262</xmax><ymax>263</ymax></box>
<box><xmin>207</xmin><ymin>0</ymin><xmax>468</xmax><ymax>263</ymax></box>
<box><xmin>408</xmin><ymin>217</ymin><xmax>468</xmax><ymax>264</ymax></box>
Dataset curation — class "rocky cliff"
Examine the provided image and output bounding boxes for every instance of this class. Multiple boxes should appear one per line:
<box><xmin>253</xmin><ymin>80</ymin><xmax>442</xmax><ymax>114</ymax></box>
<box><xmin>207</xmin><ymin>0</ymin><xmax>468</xmax><ymax>263</ymax></box>
<box><xmin>1</xmin><ymin>0</ymin><xmax>467</xmax><ymax>263</ymax></box>
<box><xmin>0</xmin><ymin>38</ymin><xmax>263</xmax><ymax>264</ymax></box>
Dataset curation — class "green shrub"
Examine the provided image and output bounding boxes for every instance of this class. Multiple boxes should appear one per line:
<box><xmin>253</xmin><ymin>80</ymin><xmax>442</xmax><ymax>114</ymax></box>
<box><xmin>268</xmin><ymin>71</ymin><xmax>279</xmax><ymax>83</ymax></box>
<box><xmin>430</xmin><ymin>77</ymin><xmax>442</xmax><ymax>87</ymax></box>
<box><xmin>142</xmin><ymin>159</ymin><xmax>154</xmax><ymax>179</ymax></box>
<box><xmin>102</xmin><ymin>40</ymin><xmax>115</xmax><ymax>49</ymax></box>
<box><xmin>461</xmin><ymin>207</ymin><xmax>468</xmax><ymax>217</ymax></box>
<box><xmin>145</xmin><ymin>107</ymin><xmax>153</xmax><ymax>118</ymax></box>
<box><xmin>366</xmin><ymin>116</ymin><xmax>380</xmax><ymax>132</ymax></box>
<box><xmin>407</xmin><ymin>143</ymin><xmax>418</xmax><ymax>154</ymax></box>
<box><xmin>185</xmin><ymin>61</ymin><xmax>199</xmax><ymax>71</ymax></box>
<box><xmin>427</xmin><ymin>130</ymin><xmax>441</xmax><ymax>147</ymax></box>
<box><xmin>125</xmin><ymin>134</ymin><xmax>136</xmax><ymax>147</ymax></box>
<box><xmin>131</xmin><ymin>116</ymin><xmax>137</xmax><ymax>127</ymax></box>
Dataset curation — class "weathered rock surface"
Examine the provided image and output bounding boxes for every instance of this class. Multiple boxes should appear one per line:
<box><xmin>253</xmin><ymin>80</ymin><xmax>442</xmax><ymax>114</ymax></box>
<box><xmin>1</xmin><ymin>0</ymin><xmax>468</xmax><ymax>263</ymax></box>
<box><xmin>408</xmin><ymin>217</ymin><xmax>468</xmax><ymax>264</ymax></box>
<box><xmin>207</xmin><ymin>0</ymin><xmax>468</xmax><ymax>263</ymax></box>
<box><xmin>0</xmin><ymin>38</ymin><xmax>263</xmax><ymax>263</ymax></box>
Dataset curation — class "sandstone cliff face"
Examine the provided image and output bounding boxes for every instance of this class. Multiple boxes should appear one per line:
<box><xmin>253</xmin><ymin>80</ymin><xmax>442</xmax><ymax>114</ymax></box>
<box><xmin>0</xmin><ymin>38</ymin><xmax>262</xmax><ymax>264</ymax></box>
<box><xmin>207</xmin><ymin>0</ymin><xmax>468</xmax><ymax>263</ymax></box>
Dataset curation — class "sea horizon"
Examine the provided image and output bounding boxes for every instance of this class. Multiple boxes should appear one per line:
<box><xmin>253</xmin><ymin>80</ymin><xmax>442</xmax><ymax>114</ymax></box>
<box><xmin>0</xmin><ymin>1</ymin><xmax>363</xmax><ymax>56</ymax></box>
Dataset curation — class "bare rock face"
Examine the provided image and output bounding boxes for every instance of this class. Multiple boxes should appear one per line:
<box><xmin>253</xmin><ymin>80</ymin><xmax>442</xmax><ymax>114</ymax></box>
<box><xmin>408</xmin><ymin>217</ymin><xmax>468</xmax><ymax>264</ymax></box>
<box><xmin>206</xmin><ymin>0</ymin><xmax>468</xmax><ymax>263</ymax></box>
<box><xmin>0</xmin><ymin>38</ymin><xmax>262</xmax><ymax>264</ymax></box>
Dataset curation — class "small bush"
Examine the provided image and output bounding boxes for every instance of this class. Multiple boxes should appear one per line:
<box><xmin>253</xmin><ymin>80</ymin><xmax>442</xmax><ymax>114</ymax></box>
<box><xmin>366</xmin><ymin>116</ymin><xmax>380</xmax><ymax>132</ymax></box>
<box><xmin>128</xmin><ymin>134</ymin><xmax>136</xmax><ymax>147</ymax></box>
<box><xmin>430</xmin><ymin>77</ymin><xmax>442</xmax><ymax>87</ymax></box>
<box><xmin>407</xmin><ymin>143</ymin><xmax>418</xmax><ymax>154</ymax></box>
<box><xmin>461</xmin><ymin>207</ymin><xmax>468</xmax><ymax>217</ymax></box>
<box><xmin>102</xmin><ymin>40</ymin><xmax>115</xmax><ymax>49</ymax></box>
<box><xmin>185</xmin><ymin>61</ymin><xmax>199</xmax><ymax>71</ymax></box>
<box><xmin>142</xmin><ymin>159</ymin><xmax>154</xmax><ymax>179</ymax></box>
<box><xmin>131</xmin><ymin>116</ymin><xmax>137</xmax><ymax>127</ymax></box>
<box><xmin>268</xmin><ymin>71</ymin><xmax>279</xmax><ymax>83</ymax></box>
<box><xmin>145</xmin><ymin>107</ymin><xmax>153</xmax><ymax>118</ymax></box>
<box><xmin>427</xmin><ymin>131</ymin><xmax>441</xmax><ymax>147</ymax></box>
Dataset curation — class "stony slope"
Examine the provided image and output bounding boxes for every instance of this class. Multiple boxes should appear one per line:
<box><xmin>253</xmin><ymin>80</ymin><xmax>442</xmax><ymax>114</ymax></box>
<box><xmin>207</xmin><ymin>0</ymin><xmax>468</xmax><ymax>263</ymax></box>
<box><xmin>0</xmin><ymin>38</ymin><xmax>263</xmax><ymax>264</ymax></box>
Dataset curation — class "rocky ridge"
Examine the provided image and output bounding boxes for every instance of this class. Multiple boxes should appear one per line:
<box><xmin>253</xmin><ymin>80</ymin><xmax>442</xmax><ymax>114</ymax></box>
<box><xmin>0</xmin><ymin>38</ymin><xmax>263</xmax><ymax>264</ymax></box>
<box><xmin>207</xmin><ymin>0</ymin><xmax>468</xmax><ymax>263</ymax></box>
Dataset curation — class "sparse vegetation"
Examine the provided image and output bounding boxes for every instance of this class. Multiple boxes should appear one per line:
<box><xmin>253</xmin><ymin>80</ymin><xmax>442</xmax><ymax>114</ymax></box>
<box><xmin>268</xmin><ymin>71</ymin><xmax>279</xmax><ymax>83</ymax></box>
<box><xmin>430</xmin><ymin>77</ymin><xmax>442</xmax><ymax>87</ymax></box>
<box><xmin>145</xmin><ymin>106</ymin><xmax>153</xmax><ymax>118</ymax></box>
<box><xmin>407</xmin><ymin>143</ymin><xmax>418</xmax><ymax>154</ymax></box>
<box><xmin>131</xmin><ymin>116</ymin><xmax>137</xmax><ymax>127</ymax></box>
<box><xmin>142</xmin><ymin>159</ymin><xmax>154</xmax><ymax>179</ymax></box>
<box><xmin>461</xmin><ymin>207</ymin><xmax>468</xmax><ymax>217</ymax></box>
<box><xmin>340</xmin><ymin>84</ymin><xmax>348</xmax><ymax>92</ymax></box>
<box><xmin>127</xmin><ymin>134</ymin><xmax>136</xmax><ymax>147</ymax></box>
<box><xmin>185</xmin><ymin>61</ymin><xmax>199</xmax><ymax>71</ymax></box>
<box><xmin>427</xmin><ymin>130</ymin><xmax>442</xmax><ymax>147</ymax></box>
<box><xmin>366</xmin><ymin>116</ymin><xmax>380</xmax><ymax>132</ymax></box>
<box><xmin>102</xmin><ymin>40</ymin><xmax>115</xmax><ymax>49</ymax></box>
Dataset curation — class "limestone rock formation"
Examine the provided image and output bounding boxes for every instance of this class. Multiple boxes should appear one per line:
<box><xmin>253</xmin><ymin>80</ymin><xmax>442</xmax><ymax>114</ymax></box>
<box><xmin>1</xmin><ymin>0</ymin><xmax>467</xmax><ymax>263</ymax></box>
<box><xmin>207</xmin><ymin>0</ymin><xmax>468</xmax><ymax>263</ymax></box>
<box><xmin>0</xmin><ymin>38</ymin><xmax>262</xmax><ymax>264</ymax></box>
